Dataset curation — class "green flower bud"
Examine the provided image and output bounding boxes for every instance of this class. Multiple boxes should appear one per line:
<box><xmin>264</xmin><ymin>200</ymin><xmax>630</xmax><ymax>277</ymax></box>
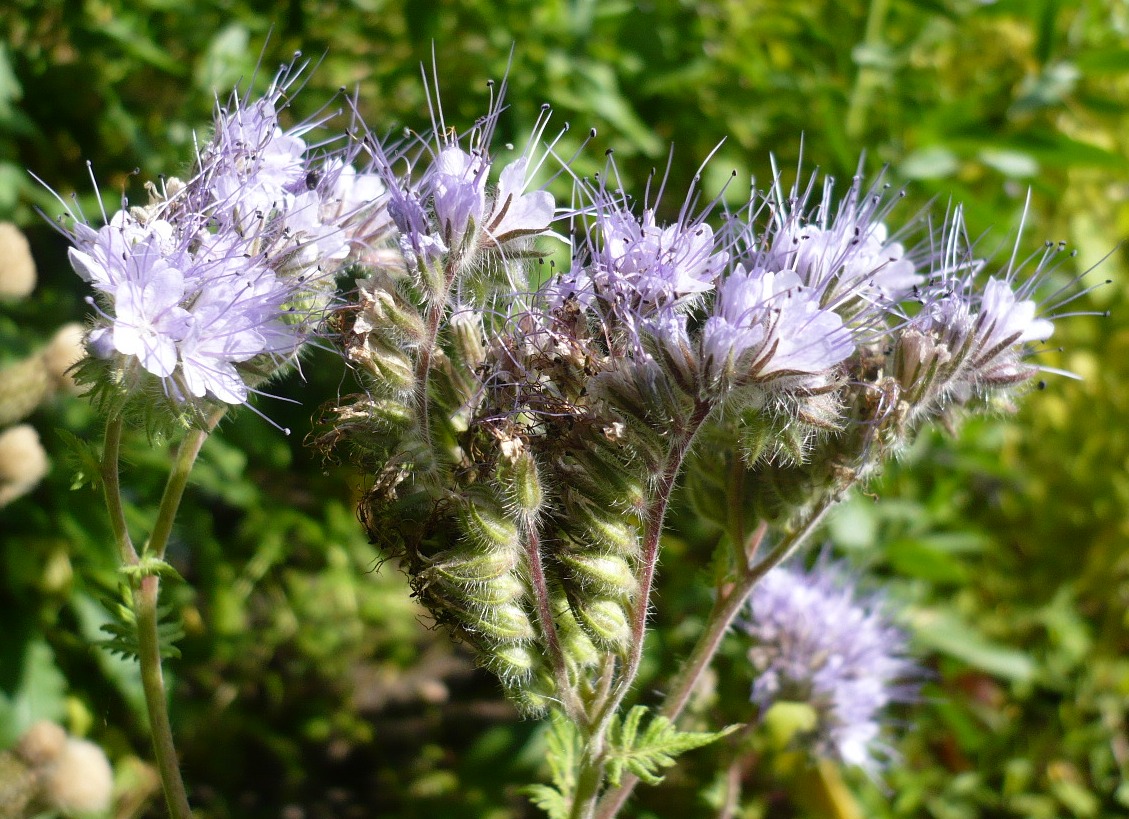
<box><xmin>458</xmin><ymin>601</ymin><xmax>535</xmax><ymax>643</ymax></box>
<box><xmin>574</xmin><ymin>596</ymin><xmax>633</xmax><ymax>653</ymax></box>
<box><xmin>567</xmin><ymin>505</ymin><xmax>641</xmax><ymax>557</ymax></box>
<box><xmin>451</xmin><ymin>570</ymin><xmax>527</xmax><ymax>609</ymax></box>
<box><xmin>486</xmin><ymin>642</ymin><xmax>539</xmax><ymax>683</ymax></box>
<box><xmin>556</xmin><ymin>607</ymin><xmax>601</xmax><ymax>672</ymax></box>
<box><xmin>458</xmin><ymin>497</ymin><xmax>522</xmax><ymax>554</ymax></box>
<box><xmin>497</xmin><ymin>450</ymin><xmax>544</xmax><ymax>521</ymax></box>
<box><xmin>426</xmin><ymin>548</ymin><xmax>518</xmax><ymax>587</ymax></box>
<box><xmin>559</xmin><ymin>551</ymin><xmax>638</xmax><ymax>598</ymax></box>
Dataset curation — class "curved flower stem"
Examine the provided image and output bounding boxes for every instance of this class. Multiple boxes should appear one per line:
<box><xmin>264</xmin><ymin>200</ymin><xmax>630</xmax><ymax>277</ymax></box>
<box><xmin>101</xmin><ymin>412</ymin><xmax>225</xmax><ymax>819</ymax></box>
<box><xmin>149</xmin><ymin>409</ymin><xmax>225</xmax><ymax>560</ymax></box>
<box><xmin>101</xmin><ymin>416</ymin><xmax>138</xmax><ymax>567</ymax></box>
<box><xmin>594</xmin><ymin>498</ymin><xmax>836</xmax><ymax>819</ymax></box>
<box><xmin>524</xmin><ymin>520</ymin><xmax>585</xmax><ymax>725</ymax></box>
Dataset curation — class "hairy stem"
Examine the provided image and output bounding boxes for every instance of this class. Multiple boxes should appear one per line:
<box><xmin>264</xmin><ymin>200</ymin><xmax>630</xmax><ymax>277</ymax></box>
<box><xmin>102</xmin><ymin>416</ymin><xmax>138</xmax><ymax>566</ymax></box>
<box><xmin>594</xmin><ymin>498</ymin><xmax>836</xmax><ymax>819</ymax></box>
<box><xmin>134</xmin><ymin>575</ymin><xmax>192</xmax><ymax>819</ymax></box>
<box><xmin>149</xmin><ymin>410</ymin><xmax>224</xmax><ymax>559</ymax></box>
<box><xmin>524</xmin><ymin>520</ymin><xmax>584</xmax><ymax>724</ymax></box>
<box><xmin>569</xmin><ymin>401</ymin><xmax>711</xmax><ymax>819</ymax></box>
<box><xmin>413</xmin><ymin>258</ymin><xmax>460</xmax><ymax>448</ymax></box>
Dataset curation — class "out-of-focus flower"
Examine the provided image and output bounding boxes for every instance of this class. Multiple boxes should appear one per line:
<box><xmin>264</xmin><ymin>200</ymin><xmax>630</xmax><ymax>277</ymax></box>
<box><xmin>741</xmin><ymin>562</ymin><xmax>916</xmax><ymax>774</ymax></box>
<box><xmin>0</xmin><ymin>222</ymin><xmax>37</xmax><ymax>299</ymax></box>
<box><xmin>39</xmin><ymin>738</ymin><xmax>114</xmax><ymax>816</ymax></box>
<box><xmin>0</xmin><ymin>424</ymin><xmax>49</xmax><ymax>507</ymax></box>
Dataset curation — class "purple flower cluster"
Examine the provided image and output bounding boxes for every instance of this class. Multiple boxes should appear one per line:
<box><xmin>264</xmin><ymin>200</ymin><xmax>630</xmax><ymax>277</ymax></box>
<box><xmin>59</xmin><ymin>61</ymin><xmax>390</xmax><ymax>407</ymax></box>
<box><xmin>369</xmin><ymin>100</ymin><xmax>559</xmax><ymax>277</ymax></box>
<box><xmin>536</xmin><ymin>166</ymin><xmax>1066</xmax><ymax>422</ymax></box>
<box><xmin>742</xmin><ymin>562</ymin><xmax>916</xmax><ymax>774</ymax></box>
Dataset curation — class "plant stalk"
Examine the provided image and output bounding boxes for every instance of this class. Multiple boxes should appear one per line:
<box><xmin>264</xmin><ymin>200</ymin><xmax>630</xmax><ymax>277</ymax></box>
<box><xmin>594</xmin><ymin>498</ymin><xmax>836</xmax><ymax>818</ymax></box>
<box><xmin>134</xmin><ymin>575</ymin><xmax>193</xmax><ymax>819</ymax></box>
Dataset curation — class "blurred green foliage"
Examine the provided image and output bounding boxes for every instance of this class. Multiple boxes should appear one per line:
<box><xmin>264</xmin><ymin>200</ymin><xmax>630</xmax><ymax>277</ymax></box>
<box><xmin>1</xmin><ymin>0</ymin><xmax>1127</xmax><ymax>816</ymax></box>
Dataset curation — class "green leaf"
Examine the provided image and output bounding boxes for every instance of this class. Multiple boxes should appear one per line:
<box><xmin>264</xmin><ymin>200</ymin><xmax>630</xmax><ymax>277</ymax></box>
<box><xmin>0</xmin><ymin>639</ymin><xmax>68</xmax><ymax>746</ymax></box>
<box><xmin>56</xmin><ymin>427</ymin><xmax>104</xmax><ymax>491</ymax></box>
<box><xmin>523</xmin><ymin>711</ymin><xmax>580</xmax><ymax>819</ymax></box>
<box><xmin>911</xmin><ymin>608</ymin><xmax>1036</xmax><ymax>683</ymax></box>
<box><xmin>604</xmin><ymin>706</ymin><xmax>739</xmax><ymax>788</ymax></box>
<box><xmin>95</xmin><ymin>585</ymin><xmax>185</xmax><ymax>661</ymax></box>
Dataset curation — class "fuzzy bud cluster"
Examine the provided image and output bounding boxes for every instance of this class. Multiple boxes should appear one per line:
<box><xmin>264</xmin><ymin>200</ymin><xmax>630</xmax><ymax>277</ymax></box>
<box><xmin>326</xmin><ymin>85</ymin><xmax>1080</xmax><ymax>709</ymax></box>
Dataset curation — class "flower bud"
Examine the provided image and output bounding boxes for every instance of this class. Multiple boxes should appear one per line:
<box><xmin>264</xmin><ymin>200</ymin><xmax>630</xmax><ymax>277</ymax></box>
<box><xmin>496</xmin><ymin>450</ymin><xmax>544</xmax><ymax>521</ymax></box>
<box><xmin>458</xmin><ymin>497</ymin><xmax>522</xmax><ymax>554</ymax></box>
<box><xmin>486</xmin><ymin>642</ymin><xmax>539</xmax><ymax>683</ymax></box>
<box><xmin>559</xmin><ymin>551</ymin><xmax>638</xmax><ymax>598</ymax></box>
<box><xmin>555</xmin><ymin>606</ymin><xmax>601</xmax><ymax>672</ymax></box>
<box><xmin>426</xmin><ymin>548</ymin><xmax>518</xmax><ymax>587</ymax></box>
<box><xmin>574</xmin><ymin>596</ymin><xmax>633</xmax><ymax>652</ymax></box>
<box><xmin>458</xmin><ymin>601</ymin><xmax>535</xmax><ymax>643</ymax></box>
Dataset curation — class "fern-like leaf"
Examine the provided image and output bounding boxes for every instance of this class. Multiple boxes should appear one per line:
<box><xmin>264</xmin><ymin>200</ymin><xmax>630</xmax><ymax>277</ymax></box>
<box><xmin>94</xmin><ymin>585</ymin><xmax>185</xmax><ymax>661</ymax></box>
<box><xmin>605</xmin><ymin>706</ymin><xmax>740</xmax><ymax>787</ymax></box>
<box><xmin>523</xmin><ymin>711</ymin><xmax>581</xmax><ymax>819</ymax></box>
<box><xmin>56</xmin><ymin>427</ymin><xmax>104</xmax><ymax>491</ymax></box>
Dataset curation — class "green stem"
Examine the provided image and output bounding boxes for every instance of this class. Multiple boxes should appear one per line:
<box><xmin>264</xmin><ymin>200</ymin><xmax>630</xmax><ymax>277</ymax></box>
<box><xmin>135</xmin><ymin>575</ymin><xmax>193</xmax><ymax>819</ymax></box>
<box><xmin>569</xmin><ymin>401</ymin><xmax>711</xmax><ymax>819</ymax></box>
<box><xmin>844</xmin><ymin>0</ymin><xmax>891</xmax><ymax>140</ymax></box>
<box><xmin>594</xmin><ymin>498</ymin><xmax>837</xmax><ymax>819</ymax></box>
<box><xmin>149</xmin><ymin>410</ymin><xmax>224</xmax><ymax>559</ymax></box>
<box><xmin>102</xmin><ymin>413</ymin><xmax>223</xmax><ymax>819</ymax></box>
<box><xmin>102</xmin><ymin>416</ymin><xmax>138</xmax><ymax>566</ymax></box>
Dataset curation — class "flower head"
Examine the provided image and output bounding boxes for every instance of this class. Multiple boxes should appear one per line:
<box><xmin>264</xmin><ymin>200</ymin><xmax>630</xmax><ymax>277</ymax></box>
<box><xmin>49</xmin><ymin>59</ymin><xmax>375</xmax><ymax>415</ymax></box>
<box><xmin>742</xmin><ymin>561</ymin><xmax>916</xmax><ymax>774</ymax></box>
<box><xmin>751</xmin><ymin>168</ymin><xmax>924</xmax><ymax>319</ymax></box>
<box><xmin>702</xmin><ymin>265</ymin><xmax>854</xmax><ymax>393</ymax></box>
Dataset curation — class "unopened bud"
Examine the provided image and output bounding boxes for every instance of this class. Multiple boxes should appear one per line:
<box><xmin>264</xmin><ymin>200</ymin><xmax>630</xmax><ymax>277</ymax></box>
<box><xmin>574</xmin><ymin>597</ymin><xmax>633</xmax><ymax>652</ymax></box>
<box><xmin>428</xmin><ymin>548</ymin><xmax>518</xmax><ymax>587</ymax></box>
<box><xmin>486</xmin><ymin>642</ymin><xmax>539</xmax><ymax>683</ymax></box>
<box><xmin>559</xmin><ymin>551</ymin><xmax>638</xmax><ymax>598</ymax></box>
<box><xmin>497</xmin><ymin>451</ymin><xmax>544</xmax><ymax>520</ymax></box>
<box><xmin>459</xmin><ymin>601</ymin><xmax>535</xmax><ymax>643</ymax></box>
<box><xmin>459</xmin><ymin>497</ymin><xmax>522</xmax><ymax>554</ymax></box>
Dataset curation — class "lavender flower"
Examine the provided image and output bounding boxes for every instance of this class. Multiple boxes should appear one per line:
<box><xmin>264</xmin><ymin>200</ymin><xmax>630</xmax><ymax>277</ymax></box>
<box><xmin>742</xmin><ymin>562</ymin><xmax>916</xmax><ymax>774</ymax></box>
<box><xmin>589</xmin><ymin>203</ymin><xmax>727</xmax><ymax>317</ymax></box>
<box><xmin>51</xmin><ymin>60</ymin><xmax>378</xmax><ymax>413</ymax></box>
<box><xmin>894</xmin><ymin>206</ymin><xmax>1062</xmax><ymax>412</ymax></box>
<box><xmin>702</xmin><ymin>265</ymin><xmax>854</xmax><ymax>392</ymax></box>
<box><xmin>756</xmin><ymin>169</ymin><xmax>924</xmax><ymax>316</ymax></box>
